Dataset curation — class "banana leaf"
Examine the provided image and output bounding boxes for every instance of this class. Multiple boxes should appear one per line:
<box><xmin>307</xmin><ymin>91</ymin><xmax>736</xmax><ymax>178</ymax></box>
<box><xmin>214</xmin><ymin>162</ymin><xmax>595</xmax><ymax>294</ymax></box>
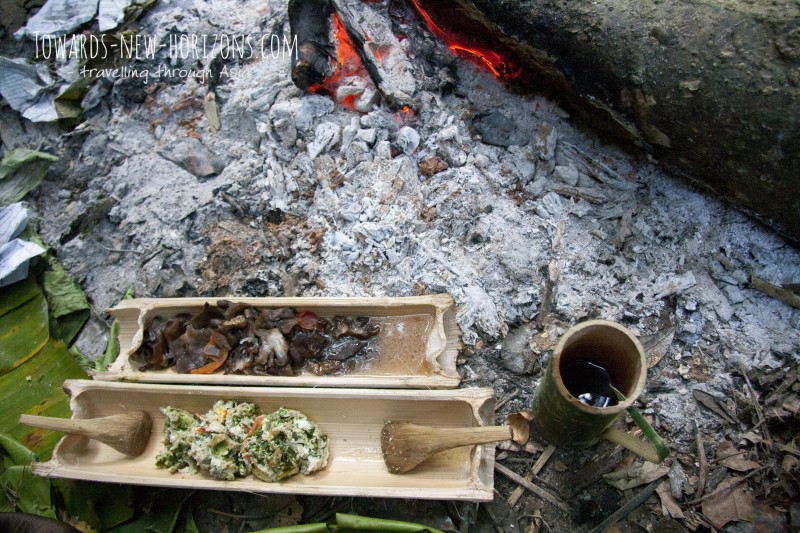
<box><xmin>0</xmin><ymin>272</ymin><xmax>89</xmax><ymax>460</ymax></box>
<box><xmin>0</xmin><ymin>148</ymin><xmax>59</xmax><ymax>206</ymax></box>
<box><xmin>0</xmin><ymin>336</ymin><xmax>88</xmax><ymax>457</ymax></box>
<box><xmin>22</xmin><ymin>230</ymin><xmax>90</xmax><ymax>347</ymax></box>
<box><xmin>0</xmin><ymin>433</ymin><xmax>55</xmax><ymax>518</ymax></box>
<box><xmin>55</xmin><ymin>480</ymin><xmax>134</xmax><ymax>532</ymax></box>
<box><xmin>0</xmin><ymin>281</ymin><xmax>49</xmax><ymax>375</ymax></box>
<box><xmin>107</xmin><ymin>489</ymin><xmax>194</xmax><ymax>533</ymax></box>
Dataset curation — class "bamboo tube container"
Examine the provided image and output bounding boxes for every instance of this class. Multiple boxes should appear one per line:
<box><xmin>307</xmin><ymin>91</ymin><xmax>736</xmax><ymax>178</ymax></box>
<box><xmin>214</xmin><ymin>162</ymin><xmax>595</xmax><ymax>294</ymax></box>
<box><xmin>531</xmin><ymin>320</ymin><xmax>646</xmax><ymax>449</ymax></box>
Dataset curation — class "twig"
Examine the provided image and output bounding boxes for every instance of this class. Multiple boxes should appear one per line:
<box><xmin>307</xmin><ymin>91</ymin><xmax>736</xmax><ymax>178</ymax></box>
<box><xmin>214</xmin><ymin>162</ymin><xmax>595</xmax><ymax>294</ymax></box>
<box><xmin>694</xmin><ymin>420</ymin><xmax>708</xmax><ymax>497</ymax></box>
<box><xmin>508</xmin><ymin>444</ymin><xmax>556</xmax><ymax>507</ymax></box>
<box><xmin>495</xmin><ymin>389</ymin><xmax>518</xmax><ymax>411</ymax></box>
<box><xmin>739</xmin><ymin>363</ymin><xmax>770</xmax><ymax>441</ymax></box>
<box><xmin>689</xmin><ymin>510</ymin><xmax>724</xmax><ymax>532</ymax></box>
<box><xmin>686</xmin><ymin>466</ymin><xmax>769</xmax><ymax>505</ymax></box>
<box><xmin>495</xmin><ymin>462</ymin><xmax>569</xmax><ymax>512</ymax></box>
<box><xmin>586</xmin><ymin>480</ymin><xmax>659</xmax><ymax>533</ymax></box>
<box><xmin>750</xmin><ymin>274</ymin><xmax>800</xmax><ymax>309</ymax></box>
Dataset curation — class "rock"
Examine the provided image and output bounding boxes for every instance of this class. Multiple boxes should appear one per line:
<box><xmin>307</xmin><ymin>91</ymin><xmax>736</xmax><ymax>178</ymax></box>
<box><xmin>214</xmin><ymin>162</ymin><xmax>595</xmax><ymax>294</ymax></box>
<box><xmin>474</xmin><ymin>110</ymin><xmax>527</xmax><ymax>147</ymax></box>
<box><xmin>553</xmin><ymin>164</ymin><xmax>580</xmax><ymax>186</ymax></box>
<box><xmin>159</xmin><ymin>138</ymin><xmax>226</xmax><ymax>177</ymax></box>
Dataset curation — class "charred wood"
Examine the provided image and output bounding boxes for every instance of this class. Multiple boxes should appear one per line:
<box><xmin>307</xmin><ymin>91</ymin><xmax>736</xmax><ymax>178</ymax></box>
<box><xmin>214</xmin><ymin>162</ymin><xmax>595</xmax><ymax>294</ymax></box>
<box><xmin>288</xmin><ymin>0</ymin><xmax>334</xmax><ymax>91</ymax></box>
<box><xmin>329</xmin><ymin>0</ymin><xmax>416</xmax><ymax>109</ymax></box>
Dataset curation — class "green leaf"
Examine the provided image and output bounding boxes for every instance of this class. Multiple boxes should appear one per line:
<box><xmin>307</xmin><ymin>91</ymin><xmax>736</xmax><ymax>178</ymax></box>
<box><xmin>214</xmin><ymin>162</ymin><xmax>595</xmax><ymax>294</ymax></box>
<box><xmin>0</xmin><ymin>275</ymin><xmax>39</xmax><ymax>317</ymax></box>
<box><xmin>107</xmin><ymin>488</ymin><xmax>193</xmax><ymax>533</ymax></box>
<box><xmin>42</xmin><ymin>262</ymin><xmax>90</xmax><ymax>347</ymax></box>
<box><xmin>55</xmin><ymin>480</ymin><xmax>134</xmax><ymax>532</ymax></box>
<box><xmin>97</xmin><ymin>319</ymin><xmax>120</xmax><ymax>371</ymax></box>
<box><xmin>0</xmin><ymin>148</ymin><xmax>59</xmax><ymax>206</ymax></box>
<box><xmin>97</xmin><ymin>286</ymin><xmax>134</xmax><ymax>371</ymax></box>
<box><xmin>0</xmin><ymin>433</ymin><xmax>37</xmax><ymax>467</ymax></box>
<box><xmin>0</xmin><ymin>434</ymin><xmax>54</xmax><ymax>518</ymax></box>
<box><xmin>0</xmin><ymin>464</ymin><xmax>55</xmax><ymax>517</ymax></box>
<box><xmin>0</xmin><ymin>338</ymin><xmax>88</xmax><ymax>459</ymax></box>
<box><xmin>0</xmin><ymin>287</ymin><xmax>49</xmax><ymax>376</ymax></box>
<box><xmin>610</xmin><ymin>386</ymin><xmax>670</xmax><ymax>462</ymax></box>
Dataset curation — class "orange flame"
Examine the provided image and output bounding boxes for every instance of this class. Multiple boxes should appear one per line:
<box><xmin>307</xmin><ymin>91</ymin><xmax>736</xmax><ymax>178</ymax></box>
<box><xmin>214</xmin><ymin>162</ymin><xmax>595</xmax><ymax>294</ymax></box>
<box><xmin>309</xmin><ymin>12</ymin><xmax>369</xmax><ymax>109</ymax></box>
<box><xmin>409</xmin><ymin>0</ymin><xmax>521</xmax><ymax>80</ymax></box>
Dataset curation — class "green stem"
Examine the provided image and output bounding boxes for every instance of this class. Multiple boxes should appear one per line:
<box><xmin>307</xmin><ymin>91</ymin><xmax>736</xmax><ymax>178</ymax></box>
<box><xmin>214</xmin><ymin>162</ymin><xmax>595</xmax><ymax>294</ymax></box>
<box><xmin>248</xmin><ymin>524</ymin><xmax>330</xmax><ymax>533</ymax></box>
<box><xmin>610</xmin><ymin>386</ymin><xmax>670</xmax><ymax>462</ymax></box>
<box><xmin>336</xmin><ymin>513</ymin><xmax>446</xmax><ymax>533</ymax></box>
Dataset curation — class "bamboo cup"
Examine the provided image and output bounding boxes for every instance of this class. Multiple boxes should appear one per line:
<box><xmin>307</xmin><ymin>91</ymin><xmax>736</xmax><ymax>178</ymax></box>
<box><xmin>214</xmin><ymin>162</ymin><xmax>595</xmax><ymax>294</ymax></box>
<box><xmin>531</xmin><ymin>320</ymin><xmax>664</xmax><ymax>462</ymax></box>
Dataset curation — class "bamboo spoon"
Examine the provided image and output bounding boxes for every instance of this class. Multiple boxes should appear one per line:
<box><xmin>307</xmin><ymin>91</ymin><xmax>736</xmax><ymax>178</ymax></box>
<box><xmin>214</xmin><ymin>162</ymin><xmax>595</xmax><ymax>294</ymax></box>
<box><xmin>19</xmin><ymin>411</ymin><xmax>153</xmax><ymax>456</ymax></box>
<box><xmin>381</xmin><ymin>421</ymin><xmax>512</xmax><ymax>474</ymax></box>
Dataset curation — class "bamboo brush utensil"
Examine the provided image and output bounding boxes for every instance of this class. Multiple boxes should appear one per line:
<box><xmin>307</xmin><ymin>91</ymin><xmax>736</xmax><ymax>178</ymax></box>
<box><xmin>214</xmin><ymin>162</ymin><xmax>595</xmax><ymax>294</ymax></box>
<box><xmin>19</xmin><ymin>411</ymin><xmax>153</xmax><ymax>456</ymax></box>
<box><xmin>381</xmin><ymin>421</ymin><xmax>512</xmax><ymax>474</ymax></box>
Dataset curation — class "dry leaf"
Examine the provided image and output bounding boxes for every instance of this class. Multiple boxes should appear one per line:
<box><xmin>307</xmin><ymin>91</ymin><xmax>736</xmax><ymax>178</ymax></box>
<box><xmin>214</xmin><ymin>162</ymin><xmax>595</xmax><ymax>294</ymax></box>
<box><xmin>604</xmin><ymin>460</ymin><xmax>671</xmax><ymax>490</ymax></box>
<box><xmin>656</xmin><ymin>480</ymin><xmax>686</xmax><ymax>519</ymax></box>
<box><xmin>701</xmin><ymin>477</ymin><xmax>754</xmax><ymax>529</ymax></box>
<box><xmin>782</xmin><ymin>455</ymin><xmax>799</xmax><ymax>474</ymax></box>
<box><xmin>640</xmin><ymin>326</ymin><xmax>675</xmax><ymax>369</ymax></box>
<box><xmin>753</xmin><ymin>501</ymin><xmax>789</xmax><ymax>533</ymax></box>
<box><xmin>693</xmin><ymin>389</ymin><xmax>737</xmax><ymax>424</ymax></box>
<box><xmin>507</xmin><ymin>411</ymin><xmax>532</xmax><ymax>445</ymax></box>
<box><xmin>717</xmin><ymin>441</ymin><xmax>761</xmax><ymax>472</ymax></box>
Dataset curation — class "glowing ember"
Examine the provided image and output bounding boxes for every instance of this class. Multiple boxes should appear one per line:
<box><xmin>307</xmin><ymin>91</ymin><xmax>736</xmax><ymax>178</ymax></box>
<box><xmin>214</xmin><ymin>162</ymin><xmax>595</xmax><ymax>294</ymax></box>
<box><xmin>393</xmin><ymin>105</ymin><xmax>416</xmax><ymax>126</ymax></box>
<box><xmin>309</xmin><ymin>12</ymin><xmax>371</xmax><ymax>110</ymax></box>
<box><xmin>409</xmin><ymin>0</ymin><xmax>521</xmax><ymax>81</ymax></box>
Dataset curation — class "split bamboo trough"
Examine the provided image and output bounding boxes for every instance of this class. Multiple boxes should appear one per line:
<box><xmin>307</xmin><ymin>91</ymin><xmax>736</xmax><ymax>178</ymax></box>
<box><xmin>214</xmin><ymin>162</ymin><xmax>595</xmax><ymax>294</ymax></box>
<box><xmin>32</xmin><ymin>380</ymin><xmax>497</xmax><ymax>501</ymax></box>
<box><xmin>97</xmin><ymin>294</ymin><xmax>462</xmax><ymax>388</ymax></box>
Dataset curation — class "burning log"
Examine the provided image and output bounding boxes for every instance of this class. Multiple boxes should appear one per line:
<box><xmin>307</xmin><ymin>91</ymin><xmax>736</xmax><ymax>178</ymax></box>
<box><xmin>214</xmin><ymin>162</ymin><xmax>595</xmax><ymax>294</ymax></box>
<box><xmin>328</xmin><ymin>0</ymin><xmax>416</xmax><ymax>109</ymax></box>
<box><xmin>441</xmin><ymin>0</ymin><xmax>800</xmax><ymax>242</ymax></box>
<box><xmin>288</xmin><ymin>0</ymin><xmax>334</xmax><ymax>91</ymax></box>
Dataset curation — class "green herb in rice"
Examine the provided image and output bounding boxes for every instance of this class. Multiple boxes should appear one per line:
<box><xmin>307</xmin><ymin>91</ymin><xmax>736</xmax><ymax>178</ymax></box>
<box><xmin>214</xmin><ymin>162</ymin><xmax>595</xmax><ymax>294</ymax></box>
<box><xmin>155</xmin><ymin>401</ymin><xmax>328</xmax><ymax>482</ymax></box>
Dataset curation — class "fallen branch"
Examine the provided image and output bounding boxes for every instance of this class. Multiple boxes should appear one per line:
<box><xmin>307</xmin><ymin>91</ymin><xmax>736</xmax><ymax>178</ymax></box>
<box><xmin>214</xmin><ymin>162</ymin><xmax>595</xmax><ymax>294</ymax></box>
<box><xmin>586</xmin><ymin>480</ymin><xmax>659</xmax><ymax>533</ymax></box>
<box><xmin>750</xmin><ymin>275</ymin><xmax>800</xmax><ymax>309</ymax></box>
<box><xmin>507</xmin><ymin>444</ymin><xmax>555</xmax><ymax>507</ymax></box>
<box><xmin>495</xmin><ymin>461</ymin><xmax>569</xmax><ymax>512</ymax></box>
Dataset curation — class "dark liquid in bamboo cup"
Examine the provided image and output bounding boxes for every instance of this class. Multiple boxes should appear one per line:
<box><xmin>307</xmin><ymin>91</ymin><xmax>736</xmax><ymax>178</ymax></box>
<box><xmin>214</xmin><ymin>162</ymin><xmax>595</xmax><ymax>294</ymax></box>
<box><xmin>531</xmin><ymin>320</ymin><xmax>646</xmax><ymax>449</ymax></box>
